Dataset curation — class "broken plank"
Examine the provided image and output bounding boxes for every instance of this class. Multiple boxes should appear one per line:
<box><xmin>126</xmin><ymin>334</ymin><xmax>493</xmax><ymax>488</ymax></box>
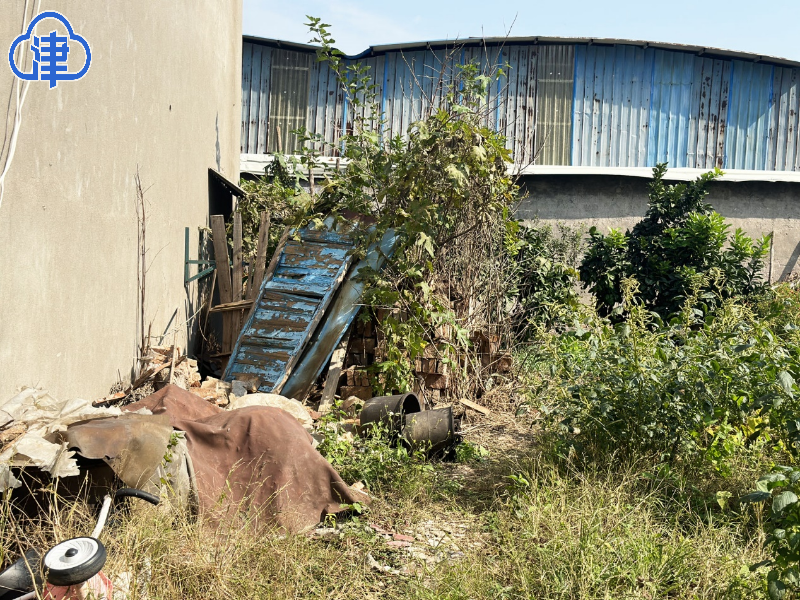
<box><xmin>210</xmin><ymin>215</ymin><xmax>234</xmax><ymax>353</ymax></box>
<box><xmin>209</xmin><ymin>299</ymin><xmax>255</xmax><ymax>313</ymax></box>
<box><xmin>247</xmin><ymin>211</ymin><xmax>271</xmax><ymax>301</ymax></box>
<box><xmin>459</xmin><ymin>398</ymin><xmax>491</xmax><ymax>415</ymax></box>
<box><xmin>318</xmin><ymin>326</ymin><xmax>352</xmax><ymax>414</ymax></box>
<box><xmin>231</xmin><ymin>212</ymin><xmax>244</xmax><ymax>350</ymax></box>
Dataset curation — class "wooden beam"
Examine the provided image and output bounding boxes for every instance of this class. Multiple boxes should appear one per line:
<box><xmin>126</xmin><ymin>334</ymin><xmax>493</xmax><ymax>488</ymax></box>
<box><xmin>459</xmin><ymin>398</ymin><xmax>491</xmax><ymax>416</ymax></box>
<box><xmin>208</xmin><ymin>299</ymin><xmax>254</xmax><ymax>313</ymax></box>
<box><xmin>231</xmin><ymin>212</ymin><xmax>244</xmax><ymax>350</ymax></box>
<box><xmin>247</xmin><ymin>211</ymin><xmax>271</xmax><ymax>301</ymax></box>
<box><xmin>318</xmin><ymin>327</ymin><xmax>352</xmax><ymax>414</ymax></box>
<box><xmin>210</xmin><ymin>215</ymin><xmax>233</xmax><ymax>352</ymax></box>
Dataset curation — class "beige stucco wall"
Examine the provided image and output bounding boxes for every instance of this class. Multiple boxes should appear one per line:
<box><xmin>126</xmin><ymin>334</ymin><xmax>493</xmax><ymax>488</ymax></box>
<box><xmin>0</xmin><ymin>1</ymin><xmax>242</xmax><ymax>400</ymax></box>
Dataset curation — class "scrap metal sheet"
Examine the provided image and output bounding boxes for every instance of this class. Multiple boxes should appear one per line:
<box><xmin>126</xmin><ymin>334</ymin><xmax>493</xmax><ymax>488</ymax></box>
<box><xmin>224</xmin><ymin>223</ymin><xmax>356</xmax><ymax>393</ymax></box>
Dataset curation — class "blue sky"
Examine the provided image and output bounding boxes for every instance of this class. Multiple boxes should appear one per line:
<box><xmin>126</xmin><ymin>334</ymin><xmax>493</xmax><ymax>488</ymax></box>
<box><xmin>243</xmin><ymin>0</ymin><xmax>800</xmax><ymax>61</ymax></box>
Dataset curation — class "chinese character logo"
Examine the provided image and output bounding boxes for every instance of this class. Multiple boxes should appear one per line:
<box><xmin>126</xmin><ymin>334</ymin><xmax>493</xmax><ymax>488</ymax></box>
<box><xmin>8</xmin><ymin>12</ymin><xmax>91</xmax><ymax>89</ymax></box>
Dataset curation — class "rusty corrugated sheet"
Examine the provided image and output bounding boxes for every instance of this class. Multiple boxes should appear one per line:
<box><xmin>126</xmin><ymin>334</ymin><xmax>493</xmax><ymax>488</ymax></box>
<box><xmin>242</xmin><ymin>37</ymin><xmax>800</xmax><ymax>171</ymax></box>
<box><xmin>224</xmin><ymin>222</ymin><xmax>356</xmax><ymax>392</ymax></box>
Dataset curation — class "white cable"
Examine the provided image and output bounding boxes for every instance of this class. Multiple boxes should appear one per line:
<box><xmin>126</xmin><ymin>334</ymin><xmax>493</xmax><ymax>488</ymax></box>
<box><xmin>91</xmin><ymin>494</ymin><xmax>113</xmax><ymax>539</ymax></box>
<box><xmin>0</xmin><ymin>0</ymin><xmax>40</xmax><ymax>211</ymax></box>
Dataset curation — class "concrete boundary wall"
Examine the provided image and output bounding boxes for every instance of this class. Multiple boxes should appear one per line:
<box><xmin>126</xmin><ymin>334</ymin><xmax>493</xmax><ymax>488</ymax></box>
<box><xmin>518</xmin><ymin>175</ymin><xmax>800</xmax><ymax>282</ymax></box>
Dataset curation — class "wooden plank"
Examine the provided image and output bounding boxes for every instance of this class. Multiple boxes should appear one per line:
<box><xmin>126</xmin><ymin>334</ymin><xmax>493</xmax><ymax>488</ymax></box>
<box><xmin>248</xmin><ymin>45</ymin><xmax>263</xmax><ymax>155</ymax></box>
<box><xmin>248</xmin><ymin>211</ymin><xmax>271</xmax><ymax>301</ymax></box>
<box><xmin>241</xmin><ymin>43</ymin><xmax>252</xmax><ymax>153</ymax></box>
<box><xmin>318</xmin><ymin>327</ymin><xmax>352</xmax><ymax>414</ymax></box>
<box><xmin>210</xmin><ymin>215</ymin><xmax>234</xmax><ymax>353</ymax></box>
<box><xmin>209</xmin><ymin>299</ymin><xmax>254</xmax><ymax>314</ymax></box>
<box><xmin>232</xmin><ymin>212</ymin><xmax>243</xmax><ymax>303</ymax></box>
<box><xmin>224</xmin><ymin>226</ymin><xmax>292</xmax><ymax>380</ymax></box>
<box><xmin>459</xmin><ymin>398</ymin><xmax>490</xmax><ymax>416</ymax></box>
<box><xmin>231</xmin><ymin>212</ymin><xmax>244</xmax><ymax>350</ymax></box>
<box><xmin>257</xmin><ymin>47</ymin><xmax>272</xmax><ymax>154</ymax></box>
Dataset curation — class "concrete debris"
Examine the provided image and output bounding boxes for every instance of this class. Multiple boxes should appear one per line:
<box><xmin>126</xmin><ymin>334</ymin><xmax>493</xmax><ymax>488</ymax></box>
<box><xmin>227</xmin><ymin>393</ymin><xmax>314</xmax><ymax>429</ymax></box>
<box><xmin>192</xmin><ymin>377</ymin><xmax>232</xmax><ymax>406</ymax></box>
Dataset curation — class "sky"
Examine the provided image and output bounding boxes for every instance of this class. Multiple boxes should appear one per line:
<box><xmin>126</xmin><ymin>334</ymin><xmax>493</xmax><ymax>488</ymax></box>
<box><xmin>243</xmin><ymin>0</ymin><xmax>800</xmax><ymax>62</ymax></box>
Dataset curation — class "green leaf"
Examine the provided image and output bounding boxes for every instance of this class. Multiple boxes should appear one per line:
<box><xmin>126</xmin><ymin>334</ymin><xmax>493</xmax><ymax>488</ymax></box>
<box><xmin>740</xmin><ymin>491</ymin><xmax>771</xmax><ymax>503</ymax></box>
<box><xmin>773</xmin><ymin>491</ymin><xmax>799</xmax><ymax>514</ymax></box>
<box><xmin>768</xmin><ymin>576</ymin><xmax>787</xmax><ymax>600</ymax></box>
<box><xmin>778</xmin><ymin>371</ymin><xmax>795</xmax><ymax>398</ymax></box>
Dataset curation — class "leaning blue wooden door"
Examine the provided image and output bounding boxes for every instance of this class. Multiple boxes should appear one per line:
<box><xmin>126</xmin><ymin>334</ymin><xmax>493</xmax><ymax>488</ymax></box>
<box><xmin>223</xmin><ymin>222</ymin><xmax>356</xmax><ymax>393</ymax></box>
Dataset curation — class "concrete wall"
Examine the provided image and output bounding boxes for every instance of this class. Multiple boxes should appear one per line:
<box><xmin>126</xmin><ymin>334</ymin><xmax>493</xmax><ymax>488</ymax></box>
<box><xmin>0</xmin><ymin>1</ymin><xmax>242</xmax><ymax>400</ymax></box>
<box><xmin>518</xmin><ymin>175</ymin><xmax>800</xmax><ymax>282</ymax></box>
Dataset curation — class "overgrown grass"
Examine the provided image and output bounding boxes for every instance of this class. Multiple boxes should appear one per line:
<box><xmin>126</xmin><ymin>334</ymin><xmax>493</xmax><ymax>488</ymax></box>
<box><xmin>0</xmin><ymin>430</ymin><xmax>772</xmax><ymax>599</ymax></box>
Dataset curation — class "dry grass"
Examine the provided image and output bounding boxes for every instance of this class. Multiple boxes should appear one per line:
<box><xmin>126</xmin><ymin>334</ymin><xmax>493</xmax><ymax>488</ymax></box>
<box><xmin>0</xmin><ymin>413</ymin><xmax>771</xmax><ymax>599</ymax></box>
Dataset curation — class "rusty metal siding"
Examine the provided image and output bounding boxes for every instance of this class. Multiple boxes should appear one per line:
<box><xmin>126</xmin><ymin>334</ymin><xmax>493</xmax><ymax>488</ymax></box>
<box><xmin>242</xmin><ymin>38</ymin><xmax>800</xmax><ymax>171</ymax></box>
<box><xmin>241</xmin><ymin>42</ymin><xmax>274</xmax><ymax>154</ymax></box>
<box><xmin>573</xmin><ymin>44</ymin><xmax>655</xmax><ymax>167</ymax></box>
<box><xmin>224</xmin><ymin>224</ymin><xmax>356</xmax><ymax>392</ymax></box>
<box><xmin>769</xmin><ymin>67</ymin><xmax>800</xmax><ymax>170</ymax></box>
<box><xmin>725</xmin><ymin>61</ymin><xmax>774</xmax><ymax>169</ymax></box>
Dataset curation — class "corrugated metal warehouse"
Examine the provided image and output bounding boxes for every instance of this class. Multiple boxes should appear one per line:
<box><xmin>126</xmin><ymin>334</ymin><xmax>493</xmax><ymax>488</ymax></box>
<box><xmin>241</xmin><ymin>35</ymin><xmax>800</xmax><ymax>172</ymax></box>
<box><xmin>239</xmin><ymin>34</ymin><xmax>800</xmax><ymax>283</ymax></box>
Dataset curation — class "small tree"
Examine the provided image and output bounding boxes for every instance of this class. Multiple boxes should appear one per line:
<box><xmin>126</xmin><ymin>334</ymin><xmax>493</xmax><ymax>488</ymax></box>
<box><xmin>580</xmin><ymin>164</ymin><xmax>770</xmax><ymax>318</ymax></box>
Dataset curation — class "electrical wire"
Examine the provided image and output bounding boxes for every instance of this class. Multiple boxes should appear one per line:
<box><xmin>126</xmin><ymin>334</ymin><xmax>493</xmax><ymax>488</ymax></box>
<box><xmin>0</xmin><ymin>0</ymin><xmax>41</xmax><ymax>211</ymax></box>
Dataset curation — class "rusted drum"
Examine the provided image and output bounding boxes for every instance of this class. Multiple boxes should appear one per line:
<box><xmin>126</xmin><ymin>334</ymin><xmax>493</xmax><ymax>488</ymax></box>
<box><xmin>401</xmin><ymin>406</ymin><xmax>455</xmax><ymax>457</ymax></box>
<box><xmin>359</xmin><ymin>392</ymin><xmax>422</xmax><ymax>436</ymax></box>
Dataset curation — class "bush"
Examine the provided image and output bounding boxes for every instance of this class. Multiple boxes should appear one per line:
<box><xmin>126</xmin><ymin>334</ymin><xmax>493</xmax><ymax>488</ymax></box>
<box><xmin>580</xmin><ymin>164</ymin><xmax>770</xmax><ymax>318</ymax></box>
<box><xmin>507</xmin><ymin>219</ymin><xmax>584</xmax><ymax>335</ymax></box>
<box><xmin>533</xmin><ymin>279</ymin><xmax>800</xmax><ymax>468</ymax></box>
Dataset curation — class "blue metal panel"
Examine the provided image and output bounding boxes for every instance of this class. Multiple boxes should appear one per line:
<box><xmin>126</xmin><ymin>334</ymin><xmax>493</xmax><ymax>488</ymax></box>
<box><xmin>725</xmin><ymin>60</ymin><xmax>774</xmax><ymax>170</ymax></box>
<box><xmin>573</xmin><ymin>44</ymin><xmax>654</xmax><ymax>167</ymax></box>
<box><xmin>224</xmin><ymin>223</ymin><xmax>356</xmax><ymax>393</ymax></box>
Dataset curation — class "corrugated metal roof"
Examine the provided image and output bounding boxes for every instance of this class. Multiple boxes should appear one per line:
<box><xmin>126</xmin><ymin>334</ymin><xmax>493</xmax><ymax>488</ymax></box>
<box><xmin>244</xmin><ymin>34</ymin><xmax>800</xmax><ymax>70</ymax></box>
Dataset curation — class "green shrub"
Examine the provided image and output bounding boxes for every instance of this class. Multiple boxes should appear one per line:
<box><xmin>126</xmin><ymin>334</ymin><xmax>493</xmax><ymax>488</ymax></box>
<box><xmin>743</xmin><ymin>466</ymin><xmax>800</xmax><ymax>599</ymax></box>
<box><xmin>580</xmin><ymin>164</ymin><xmax>770</xmax><ymax>318</ymax></box>
<box><xmin>507</xmin><ymin>219</ymin><xmax>584</xmax><ymax>334</ymax></box>
<box><xmin>534</xmin><ymin>279</ymin><xmax>800</xmax><ymax>468</ymax></box>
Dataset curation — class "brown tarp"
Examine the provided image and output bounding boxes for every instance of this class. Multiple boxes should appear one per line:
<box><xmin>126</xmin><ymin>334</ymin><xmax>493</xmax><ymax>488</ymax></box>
<box><xmin>123</xmin><ymin>385</ymin><xmax>368</xmax><ymax>532</ymax></box>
